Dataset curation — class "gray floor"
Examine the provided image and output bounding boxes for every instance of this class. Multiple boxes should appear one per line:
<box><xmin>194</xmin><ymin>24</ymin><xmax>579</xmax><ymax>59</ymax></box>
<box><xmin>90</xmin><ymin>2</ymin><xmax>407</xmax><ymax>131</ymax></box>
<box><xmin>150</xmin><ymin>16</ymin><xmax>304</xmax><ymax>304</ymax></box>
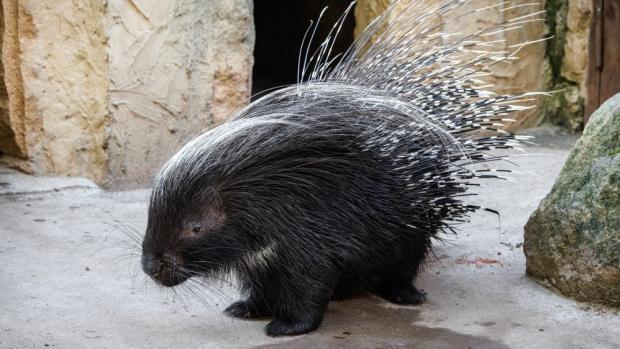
<box><xmin>1</xmin><ymin>132</ymin><xmax>619</xmax><ymax>348</ymax></box>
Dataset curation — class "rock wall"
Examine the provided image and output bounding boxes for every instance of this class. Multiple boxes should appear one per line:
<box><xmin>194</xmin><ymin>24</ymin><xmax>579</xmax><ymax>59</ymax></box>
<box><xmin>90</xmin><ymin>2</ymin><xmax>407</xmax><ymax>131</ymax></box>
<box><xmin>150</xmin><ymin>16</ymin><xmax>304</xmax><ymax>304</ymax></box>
<box><xmin>0</xmin><ymin>2</ymin><xmax>19</xmax><ymax>158</ymax></box>
<box><xmin>106</xmin><ymin>0</ymin><xmax>254</xmax><ymax>188</ymax></box>
<box><xmin>354</xmin><ymin>0</ymin><xmax>549</xmax><ymax>131</ymax></box>
<box><xmin>0</xmin><ymin>0</ymin><xmax>108</xmax><ymax>182</ymax></box>
<box><xmin>543</xmin><ymin>0</ymin><xmax>592</xmax><ymax>132</ymax></box>
<box><xmin>354</xmin><ymin>0</ymin><xmax>392</xmax><ymax>38</ymax></box>
<box><xmin>0</xmin><ymin>0</ymin><xmax>254</xmax><ymax>188</ymax></box>
<box><xmin>0</xmin><ymin>2</ymin><xmax>18</xmax><ymax>158</ymax></box>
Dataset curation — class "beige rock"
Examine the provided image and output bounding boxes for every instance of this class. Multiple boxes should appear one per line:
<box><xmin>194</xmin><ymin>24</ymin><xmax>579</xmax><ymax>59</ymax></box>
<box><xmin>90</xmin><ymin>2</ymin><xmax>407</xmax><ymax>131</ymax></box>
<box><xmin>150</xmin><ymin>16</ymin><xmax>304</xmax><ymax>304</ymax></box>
<box><xmin>1</xmin><ymin>0</ymin><xmax>28</xmax><ymax>160</ymax></box>
<box><xmin>566</xmin><ymin>0</ymin><xmax>593</xmax><ymax>31</ymax></box>
<box><xmin>105</xmin><ymin>0</ymin><xmax>254</xmax><ymax>188</ymax></box>
<box><xmin>0</xmin><ymin>0</ymin><xmax>254</xmax><ymax>188</ymax></box>
<box><xmin>562</xmin><ymin>0</ymin><xmax>592</xmax><ymax>93</ymax></box>
<box><xmin>1</xmin><ymin>0</ymin><xmax>108</xmax><ymax>182</ymax></box>
<box><xmin>354</xmin><ymin>0</ymin><xmax>392</xmax><ymax>38</ymax></box>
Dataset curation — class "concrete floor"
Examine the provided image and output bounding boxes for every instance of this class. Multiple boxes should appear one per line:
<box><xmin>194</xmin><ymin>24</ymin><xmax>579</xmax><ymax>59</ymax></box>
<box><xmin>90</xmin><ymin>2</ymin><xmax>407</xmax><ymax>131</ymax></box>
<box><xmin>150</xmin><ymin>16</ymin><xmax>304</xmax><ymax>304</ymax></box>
<box><xmin>1</xmin><ymin>132</ymin><xmax>619</xmax><ymax>348</ymax></box>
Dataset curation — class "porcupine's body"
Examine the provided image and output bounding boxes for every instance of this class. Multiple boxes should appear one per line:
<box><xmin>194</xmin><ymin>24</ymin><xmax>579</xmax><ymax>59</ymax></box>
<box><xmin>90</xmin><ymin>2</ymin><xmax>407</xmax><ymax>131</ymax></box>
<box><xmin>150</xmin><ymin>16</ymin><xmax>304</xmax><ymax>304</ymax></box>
<box><xmin>141</xmin><ymin>0</ymin><xmax>544</xmax><ymax>336</ymax></box>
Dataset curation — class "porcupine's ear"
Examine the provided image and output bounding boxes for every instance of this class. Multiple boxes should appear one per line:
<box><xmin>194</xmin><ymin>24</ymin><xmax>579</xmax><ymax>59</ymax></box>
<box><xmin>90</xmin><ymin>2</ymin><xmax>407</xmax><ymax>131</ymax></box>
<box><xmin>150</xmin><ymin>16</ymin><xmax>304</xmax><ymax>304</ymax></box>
<box><xmin>180</xmin><ymin>204</ymin><xmax>226</xmax><ymax>239</ymax></box>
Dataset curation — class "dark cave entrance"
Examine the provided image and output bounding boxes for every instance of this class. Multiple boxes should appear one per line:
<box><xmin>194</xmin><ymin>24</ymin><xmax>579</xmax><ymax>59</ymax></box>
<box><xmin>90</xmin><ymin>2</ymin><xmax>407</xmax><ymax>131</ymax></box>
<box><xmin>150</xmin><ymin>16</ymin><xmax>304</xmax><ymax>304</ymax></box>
<box><xmin>252</xmin><ymin>0</ymin><xmax>356</xmax><ymax>98</ymax></box>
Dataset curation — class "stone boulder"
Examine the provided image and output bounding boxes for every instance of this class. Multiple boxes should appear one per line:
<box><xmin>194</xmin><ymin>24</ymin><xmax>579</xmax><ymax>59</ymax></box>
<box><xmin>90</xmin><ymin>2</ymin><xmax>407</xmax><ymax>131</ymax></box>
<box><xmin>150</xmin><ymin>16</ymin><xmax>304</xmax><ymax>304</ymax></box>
<box><xmin>524</xmin><ymin>93</ymin><xmax>620</xmax><ymax>306</ymax></box>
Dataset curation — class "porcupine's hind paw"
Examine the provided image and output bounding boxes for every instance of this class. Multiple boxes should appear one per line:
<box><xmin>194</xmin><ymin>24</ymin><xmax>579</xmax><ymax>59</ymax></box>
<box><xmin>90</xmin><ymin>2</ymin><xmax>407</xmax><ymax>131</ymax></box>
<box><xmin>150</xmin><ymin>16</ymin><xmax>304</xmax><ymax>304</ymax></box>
<box><xmin>265</xmin><ymin>315</ymin><xmax>323</xmax><ymax>337</ymax></box>
<box><xmin>224</xmin><ymin>300</ymin><xmax>266</xmax><ymax>319</ymax></box>
<box><xmin>377</xmin><ymin>284</ymin><xmax>427</xmax><ymax>305</ymax></box>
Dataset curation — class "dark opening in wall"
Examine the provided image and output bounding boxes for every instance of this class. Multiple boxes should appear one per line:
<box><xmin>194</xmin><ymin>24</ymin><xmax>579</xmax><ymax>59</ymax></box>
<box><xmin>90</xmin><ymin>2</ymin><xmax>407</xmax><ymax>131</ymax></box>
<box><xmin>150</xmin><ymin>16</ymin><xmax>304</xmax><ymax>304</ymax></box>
<box><xmin>252</xmin><ymin>0</ymin><xmax>356</xmax><ymax>98</ymax></box>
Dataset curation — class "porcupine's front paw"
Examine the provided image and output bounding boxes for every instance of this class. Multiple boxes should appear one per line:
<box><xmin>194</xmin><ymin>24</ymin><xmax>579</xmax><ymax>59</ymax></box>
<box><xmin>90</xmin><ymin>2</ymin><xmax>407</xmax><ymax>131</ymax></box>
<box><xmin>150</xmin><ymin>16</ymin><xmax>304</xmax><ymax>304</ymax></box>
<box><xmin>377</xmin><ymin>284</ymin><xmax>427</xmax><ymax>305</ymax></box>
<box><xmin>265</xmin><ymin>314</ymin><xmax>323</xmax><ymax>337</ymax></box>
<box><xmin>224</xmin><ymin>300</ymin><xmax>266</xmax><ymax>319</ymax></box>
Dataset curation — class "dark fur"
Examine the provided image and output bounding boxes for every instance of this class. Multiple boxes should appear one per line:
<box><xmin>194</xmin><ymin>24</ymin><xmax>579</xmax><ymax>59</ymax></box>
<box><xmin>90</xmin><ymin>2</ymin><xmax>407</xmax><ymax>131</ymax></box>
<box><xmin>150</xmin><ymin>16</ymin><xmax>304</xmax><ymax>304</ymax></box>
<box><xmin>140</xmin><ymin>85</ymin><xmax>466</xmax><ymax>335</ymax></box>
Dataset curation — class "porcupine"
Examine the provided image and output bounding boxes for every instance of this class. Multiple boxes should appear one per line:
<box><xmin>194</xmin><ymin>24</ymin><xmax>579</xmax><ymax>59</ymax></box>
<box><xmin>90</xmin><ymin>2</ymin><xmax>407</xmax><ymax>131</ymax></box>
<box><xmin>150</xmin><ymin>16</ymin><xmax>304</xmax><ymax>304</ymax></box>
<box><xmin>140</xmin><ymin>0</ymin><xmax>544</xmax><ymax>336</ymax></box>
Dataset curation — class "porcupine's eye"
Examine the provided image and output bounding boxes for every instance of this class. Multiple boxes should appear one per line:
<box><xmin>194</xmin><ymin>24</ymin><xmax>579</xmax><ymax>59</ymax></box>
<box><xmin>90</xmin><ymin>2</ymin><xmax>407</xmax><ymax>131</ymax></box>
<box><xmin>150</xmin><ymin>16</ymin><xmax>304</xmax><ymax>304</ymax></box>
<box><xmin>179</xmin><ymin>221</ymin><xmax>202</xmax><ymax>239</ymax></box>
<box><xmin>180</xmin><ymin>205</ymin><xmax>226</xmax><ymax>239</ymax></box>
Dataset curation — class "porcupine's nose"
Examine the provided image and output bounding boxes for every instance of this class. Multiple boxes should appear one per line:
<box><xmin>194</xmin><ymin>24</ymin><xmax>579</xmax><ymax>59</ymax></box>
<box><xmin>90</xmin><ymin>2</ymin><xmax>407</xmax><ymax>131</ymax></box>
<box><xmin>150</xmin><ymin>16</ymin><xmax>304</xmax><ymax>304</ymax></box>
<box><xmin>141</xmin><ymin>253</ymin><xmax>161</xmax><ymax>277</ymax></box>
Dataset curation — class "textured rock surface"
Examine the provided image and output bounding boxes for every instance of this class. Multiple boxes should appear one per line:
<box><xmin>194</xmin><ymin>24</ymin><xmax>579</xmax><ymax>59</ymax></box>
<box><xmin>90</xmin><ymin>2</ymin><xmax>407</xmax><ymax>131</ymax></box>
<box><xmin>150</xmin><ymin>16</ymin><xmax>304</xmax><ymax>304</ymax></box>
<box><xmin>524</xmin><ymin>93</ymin><xmax>620</xmax><ymax>306</ymax></box>
<box><xmin>354</xmin><ymin>0</ymin><xmax>392</xmax><ymax>38</ymax></box>
<box><xmin>0</xmin><ymin>0</ymin><xmax>26</xmax><ymax>159</ymax></box>
<box><xmin>0</xmin><ymin>0</ymin><xmax>254</xmax><ymax>188</ymax></box>
<box><xmin>0</xmin><ymin>0</ymin><xmax>109</xmax><ymax>181</ymax></box>
<box><xmin>106</xmin><ymin>0</ymin><xmax>254</xmax><ymax>188</ymax></box>
<box><xmin>0</xmin><ymin>2</ymin><xmax>20</xmax><ymax>157</ymax></box>
<box><xmin>353</xmin><ymin>0</ymin><xmax>548</xmax><ymax>131</ymax></box>
<box><xmin>543</xmin><ymin>0</ymin><xmax>592</xmax><ymax>132</ymax></box>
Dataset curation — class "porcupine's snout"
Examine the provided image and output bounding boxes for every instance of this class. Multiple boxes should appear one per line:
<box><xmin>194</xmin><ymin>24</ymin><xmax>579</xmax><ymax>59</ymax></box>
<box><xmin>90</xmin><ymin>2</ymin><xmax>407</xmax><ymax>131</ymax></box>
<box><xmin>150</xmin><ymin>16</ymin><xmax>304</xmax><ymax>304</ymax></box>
<box><xmin>141</xmin><ymin>252</ymin><xmax>188</xmax><ymax>287</ymax></box>
<box><xmin>141</xmin><ymin>253</ymin><xmax>159</xmax><ymax>276</ymax></box>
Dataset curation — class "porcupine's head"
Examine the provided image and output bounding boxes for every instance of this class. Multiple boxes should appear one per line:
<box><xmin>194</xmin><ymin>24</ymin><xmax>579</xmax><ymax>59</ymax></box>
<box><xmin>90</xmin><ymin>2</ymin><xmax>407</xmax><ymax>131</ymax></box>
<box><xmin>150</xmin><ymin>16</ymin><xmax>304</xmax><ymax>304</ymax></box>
<box><xmin>139</xmin><ymin>120</ymin><xmax>260</xmax><ymax>287</ymax></box>
<box><xmin>140</xmin><ymin>190</ymin><xmax>230</xmax><ymax>287</ymax></box>
<box><xmin>140</xmin><ymin>176</ymin><xmax>231</xmax><ymax>286</ymax></box>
